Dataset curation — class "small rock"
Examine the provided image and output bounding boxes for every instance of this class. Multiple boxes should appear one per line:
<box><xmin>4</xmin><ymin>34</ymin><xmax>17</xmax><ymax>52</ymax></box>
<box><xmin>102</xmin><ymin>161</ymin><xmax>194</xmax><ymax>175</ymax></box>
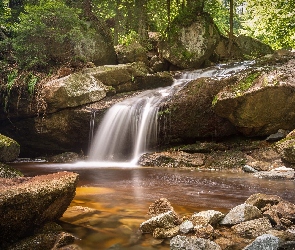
<box><xmin>179</xmin><ymin>220</ymin><xmax>194</xmax><ymax>234</ymax></box>
<box><xmin>232</xmin><ymin>217</ymin><xmax>273</xmax><ymax>239</ymax></box>
<box><xmin>170</xmin><ymin>235</ymin><xmax>221</xmax><ymax>250</ymax></box>
<box><xmin>191</xmin><ymin>210</ymin><xmax>224</xmax><ymax>226</ymax></box>
<box><xmin>140</xmin><ymin>210</ymin><xmax>180</xmax><ymax>233</ymax></box>
<box><xmin>220</xmin><ymin>204</ymin><xmax>262</xmax><ymax>225</ymax></box>
<box><xmin>266</xmin><ymin>129</ymin><xmax>288</xmax><ymax>142</ymax></box>
<box><xmin>243</xmin><ymin>234</ymin><xmax>279</xmax><ymax>250</ymax></box>
<box><xmin>245</xmin><ymin>193</ymin><xmax>281</xmax><ymax>209</ymax></box>
<box><xmin>242</xmin><ymin>165</ymin><xmax>258</xmax><ymax>173</ymax></box>
<box><xmin>254</xmin><ymin>166</ymin><xmax>295</xmax><ymax>179</ymax></box>
<box><xmin>153</xmin><ymin>226</ymin><xmax>179</xmax><ymax>239</ymax></box>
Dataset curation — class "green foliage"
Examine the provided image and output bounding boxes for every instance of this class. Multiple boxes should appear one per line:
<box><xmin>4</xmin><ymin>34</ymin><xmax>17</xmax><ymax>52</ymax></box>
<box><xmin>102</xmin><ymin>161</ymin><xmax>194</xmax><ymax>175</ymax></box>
<box><xmin>11</xmin><ymin>0</ymin><xmax>91</xmax><ymax>69</ymax></box>
<box><xmin>27</xmin><ymin>73</ymin><xmax>38</xmax><ymax>95</ymax></box>
<box><xmin>241</xmin><ymin>0</ymin><xmax>295</xmax><ymax>49</ymax></box>
<box><xmin>6</xmin><ymin>69</ymin><xmax>18</xmax><ymax>93</ymax></box>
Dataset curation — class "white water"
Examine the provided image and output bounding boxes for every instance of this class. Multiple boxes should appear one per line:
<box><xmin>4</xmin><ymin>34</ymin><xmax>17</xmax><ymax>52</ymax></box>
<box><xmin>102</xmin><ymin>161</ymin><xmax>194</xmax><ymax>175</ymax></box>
<box><xmin>88</xmin><ymin>61</ymin><xmax>254</xmax><ymax>165</ymax></box>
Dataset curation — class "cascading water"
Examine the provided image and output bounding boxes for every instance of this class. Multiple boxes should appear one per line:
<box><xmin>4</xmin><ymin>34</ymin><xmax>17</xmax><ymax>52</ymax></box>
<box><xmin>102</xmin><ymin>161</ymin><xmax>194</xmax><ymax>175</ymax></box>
<box><xmin>88</xmin><ymin>61</ymin><xmax>254</xmax><ymax>164</ymax></box>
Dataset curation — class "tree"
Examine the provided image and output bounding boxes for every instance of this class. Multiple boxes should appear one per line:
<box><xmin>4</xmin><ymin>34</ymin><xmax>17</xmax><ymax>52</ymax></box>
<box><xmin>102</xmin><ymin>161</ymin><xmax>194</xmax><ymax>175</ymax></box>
<box><xmin>241</xmin><ymin>0</ymin><xmax>295</xmax><ymax>49</ymax></box>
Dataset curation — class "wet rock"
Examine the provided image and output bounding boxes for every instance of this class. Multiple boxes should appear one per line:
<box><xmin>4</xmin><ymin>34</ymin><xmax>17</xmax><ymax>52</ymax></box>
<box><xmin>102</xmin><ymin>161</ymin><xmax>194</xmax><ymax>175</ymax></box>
<box><xmin>170</xmin><ymin>235</ymin><xmax>221</xmax><ymax>250</ymax></box>
<box><xmin>191</xmin><ymin>210</ymin><xmax>224</xmax><ymax>227</ymax></box>
<box><xmin>0</xmin><ymin>134</ymin><xmax>20</xmax><ymax>162</ymax></box>
<box><xmin>48</xmin><ymin>152</ymin><xmax>82</xmax><ymax>163</ymax></box>
<box><xmin>140</xmin><ymin>210</ymin><xmax>181</xmax><ymax>234</ymax></box>
<box><xmin>0</xmin><ymin>163</ymin><xmax>23</xmax><ymax>178</ymax></box>
<box><xmin>245</xmin><ymin>193</ymin><xmax>282</xmax><ymax>210</ymax></box>
<box><xmin>220</xmin><ymin>204</ymin><xmax>262</xmax><ymax>225</ymax></box>
<box><xmin>232</xmin><ymin>217</ymin><xmax>273</xmax><ymax>238</ymax></box>
<box><xmin>139</xmin><ymin>151</ymin><xmax>205</xmax><ymax>168</ymax></box>
<box><xmin>167</xmin><ymin>76</ymin><xmax>238</xmax><ymax>142</ymax></box>
<box><xmin>243</xmin><ymin>165</ymin><xmax>258</xmax><ymax>173</ymax></box>
<box><xmin>148</xmin><ymin>198</ymin><xmax>175</xmax><ymax>216</ymax></box>
<box><xmin>213</xmin><ymin>59</ymin><xmax>295</xmax><ymax>137</ymax></box>
<box><xmin>194</xmin><ymin>224</ymin><xmax>215</xmax><ymax>240</ymax></box>
<box><xmin>179</xmin><ymin>220</ymin><xmax>194</xmax><ymax>234</ymax></box>
<box><xmin>254</xmin><ymin>166</ymin><xmax>295</xmax><ymax>180</ymax></box>
<box><xmin>266</xmin><ymin>129</ymin><xmax>289</xmax><ymax>142</ymax></box>
<box><xmin>0</xmin><ymin>171</ymin><xmax>79</xmax><ymax>246</ymax></box>
<box><xmin>275</xmin><ymin>129</ymin><xmax>295</xmax><ymax>163</ymax></box>
<box><xmin>243</xmin><ymin>234</ymin><xmax>279</xmax><ymax>250</ymax></box>
<box><xmin>153</xmin><ymin>226</ymin><xmax>180</xmax><ymax>239</ymax></box>
<box><xmin>263</xmin><ymin>200</ymin><xmax>295</xmax><ymax>226</ymax></box>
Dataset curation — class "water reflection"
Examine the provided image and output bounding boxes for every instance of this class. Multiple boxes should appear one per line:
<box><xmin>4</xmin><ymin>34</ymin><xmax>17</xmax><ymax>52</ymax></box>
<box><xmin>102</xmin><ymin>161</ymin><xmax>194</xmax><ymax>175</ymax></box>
<box><xmin>11</xmin><ymin>162</ymin><xmax>295</xmax><ymax>250</ymax></box>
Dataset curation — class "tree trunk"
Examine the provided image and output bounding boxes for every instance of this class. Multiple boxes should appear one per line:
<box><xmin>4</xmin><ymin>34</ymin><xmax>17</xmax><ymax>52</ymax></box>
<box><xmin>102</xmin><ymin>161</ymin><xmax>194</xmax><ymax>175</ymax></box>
<box><xmin>135</xmin><ymin>0</ymin><xmax>148</xmax><ymax>44</ymax></box>
<box><xmin>228</xmin><ymin>0</ymin><xmax>234</xmax><ymax>56</ymax></box>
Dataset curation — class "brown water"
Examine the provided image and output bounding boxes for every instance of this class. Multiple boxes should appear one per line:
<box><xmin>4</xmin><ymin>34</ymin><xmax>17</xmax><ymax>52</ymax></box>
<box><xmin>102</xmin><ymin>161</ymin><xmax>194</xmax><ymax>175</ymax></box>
<box><xmin>11</xmin><ymin>162</ymin><xmax>295</xmax><ymax>250</ymax></box>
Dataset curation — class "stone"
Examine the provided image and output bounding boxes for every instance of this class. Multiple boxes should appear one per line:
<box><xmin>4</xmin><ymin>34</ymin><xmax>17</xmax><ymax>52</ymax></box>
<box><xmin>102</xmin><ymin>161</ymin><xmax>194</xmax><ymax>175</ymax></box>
<box><xmin>170</xmin><ymin>235</ymin><xmax>221</xmax><ymax>250</ymax></box>
<box><xmin>0</xmin><ymin>171</ymin><xmax>79</xmax><ymax>245</ymax></box>
<box><xmin>159</xmin><ymin>12</ymin><xmax>220</xmax><ymax>69</ymax></box>
<box><xmin>266</xmin><ymin>129</ymin><xmax>288</xmax><ymax>142</ymax></box>
<box><xmin>243</xmin><ymin>165</ymin><xmax>258</xmax><ymax>173</ymax></box>
<box><xmin>148</xmin><ymin>198</ymin><xmax>175</xmax><ymax>216</ymax></box>
<box><xmin>191</xmin><ymin>210</ymin><xmax>224</xmax><ymax>226</ymax></box>
<box><xmin>213</xmin><ymin>59</ymin><xmax>295</xmax><ymax>137</ymax></box>
<box><xmin>220</xmin><ymin>204</ymin><xmax>262</xmax><ymax>225</ymax></box>
<box><xmin>179</xmin><ymin>220</ymin><xmax>194</xmax><ymax>234</ymax></box>
<box><xmin>232</xmin><ymin>217</ymin><xmax>273</xmax><ymax>239</ymax></box>
<box><xmin>275</xmin><ymin>129</ymin><xmax>295</xmax><ymax>163</ymax></box>
<box><xmin>0</xmin><ymin>134</ymin><xmax>20</xmax><ymax>162</ymax></box>
<box><xmin>263</xmin><ymin>200</ymin><xmax>295</xmax><ymax>226</ymax></box>
<box><xmin>245</xmin><ymin>193</ymin><xmax>282</xmax><ymax>210</ymax></box>
<box><xmin>254</xmin><ymin>166</ymin><xmax>295</xmax><ymax>179</ymax></box>
<box><xmin>153</xmin><ymin>226</ymin><xmax>179</xmax><ymax>239</ymax></box>
<box><xmin>0</xmin><ymin>163</ymin><xmax>23</xmax><ymax>178</ymax></box>
<box><xmin>140</xmin><ymin>210</ymin><xmax>181</xmax><ymax>234</ymax></box>
<box><xmin>243</xmin><ymin>234</ymin><xmax>279</xmax><ymax>250</ymax></box>
<box><xmin>41</xmin><ymin>72</ymin><xmax>107</xmax><ymax>113</ymax></box>
<box><xmin>235</xmin><ymin>35</ymin><xmax>274</xmax><ymax>58</ymax></box>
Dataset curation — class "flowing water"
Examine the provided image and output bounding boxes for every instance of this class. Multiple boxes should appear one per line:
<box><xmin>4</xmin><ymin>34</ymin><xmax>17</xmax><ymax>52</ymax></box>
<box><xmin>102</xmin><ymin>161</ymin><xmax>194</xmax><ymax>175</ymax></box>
<box><xmin>88</xmin><ymin>61</ymin><xmax>255</xmax><ymax>164</ymax></box>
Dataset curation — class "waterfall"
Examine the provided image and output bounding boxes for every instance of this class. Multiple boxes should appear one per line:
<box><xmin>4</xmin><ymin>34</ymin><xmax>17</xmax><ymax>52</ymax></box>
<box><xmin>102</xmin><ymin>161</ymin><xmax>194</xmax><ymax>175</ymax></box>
<box><xmin>88</xmin><ymin>61</ymin><xmax>254</xmax><ymax>164</ymax></box>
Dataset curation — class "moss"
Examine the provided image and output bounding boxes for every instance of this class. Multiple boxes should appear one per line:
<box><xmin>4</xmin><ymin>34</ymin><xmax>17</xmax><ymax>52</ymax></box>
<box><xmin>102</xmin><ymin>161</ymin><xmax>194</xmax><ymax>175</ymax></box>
<box><xmin>0</xmin><ymin>163</ymin><xmax>24</xmax><ymax>178</ymax></box>
<box><xmin>232</xmin><ymin>72</ymin><xmax>261</xmax><ymax>96</ymax></box>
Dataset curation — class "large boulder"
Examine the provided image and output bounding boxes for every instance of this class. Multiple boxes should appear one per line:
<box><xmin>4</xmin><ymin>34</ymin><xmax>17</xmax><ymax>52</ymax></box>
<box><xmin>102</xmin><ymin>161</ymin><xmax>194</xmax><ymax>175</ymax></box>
<box><xmin>159</xmin><ymin>12</ymin><xmax>220</xmax><ymax>69</ymax></box>
<box><xmin>213</xmin><ymin>58</ymin><xmax>295</xmax><ymax>136</ymax></box>
<box><xmin>164</xmin><ymin>76</ymin><xmax>238</xmax><ymax>143</ymax></box>
<box><xmin>0</xmin><ymin>171</ymin><xmax>79</xmax><ymax>247</ymax></box>
<box><xmin>235</xmin><ymin>35</ymin><xmax>274</xmax><ymax>58</ymax></box>
<box><xmin>0</xmin><ymin>134</ymin><xmax>20</xmax><ymax>162</ymax></box>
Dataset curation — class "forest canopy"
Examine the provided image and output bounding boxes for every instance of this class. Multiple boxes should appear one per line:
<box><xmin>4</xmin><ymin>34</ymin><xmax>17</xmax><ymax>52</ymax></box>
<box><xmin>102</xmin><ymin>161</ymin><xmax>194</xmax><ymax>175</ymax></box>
<box><xmin>0</xmin><ymin>0</ymin><xmax>294</xmax><ymax>70</ymax></box>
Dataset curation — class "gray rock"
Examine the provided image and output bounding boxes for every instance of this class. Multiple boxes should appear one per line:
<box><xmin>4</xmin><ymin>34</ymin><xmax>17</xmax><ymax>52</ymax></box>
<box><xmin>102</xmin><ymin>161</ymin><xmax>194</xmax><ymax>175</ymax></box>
<box><xmin>232</xmin><ymin>217</ymin><xmax>273</xmax><ymax>238</ymax></box>
<box><xmin>254</xmin><ymin>166</ymin><xmax>295</xmax><ymax>179</ymax></box>
<box><xmin>243</xmin><ymin>234</ymin><xmax>279</xmax><ymax>250</ymax></box>
<box><xmin>179</xmin><ymin>220</ymin><xmax>194</xmax><ymax>234</ymax></box>
<box><xmin>170</xmin><ymin>235</ymin><xmax>221</xmax><ymax>250</ymax></box>
<box><xmin>191</xmin><ymin>210</ymin><xmax>224</xmax><ymax>226</ymax></box>
<box><xmin>266</xmin><ymin>129</ymin><xmax>288</xmax><ymax>142</ymax></box>
<box><xmin>220</xmin><ymin>204</ymin><xmax>262</xmax><ymax>225</ymax></box>
<box><xmin>140</xmin><ymin>210</ymin><xmax>180</xmax><ymax>234</ymax></box>
<box><xmin>243</xmin><ymin>165</ymin><xmax>258</xmax><ymax>173</ymax></box>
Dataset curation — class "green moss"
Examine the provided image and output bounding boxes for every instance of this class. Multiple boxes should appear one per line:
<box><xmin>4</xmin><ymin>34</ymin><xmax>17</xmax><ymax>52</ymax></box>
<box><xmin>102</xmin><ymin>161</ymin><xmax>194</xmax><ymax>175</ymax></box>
<box><xmin>232</xmin><ymin>72</ymin><xmax>261</xmax><ymax>96</ymax></box>
<box><xmin>0</xmin><ymin>163</ymin><xmax>24</xmax><ymax>178</ymax></box>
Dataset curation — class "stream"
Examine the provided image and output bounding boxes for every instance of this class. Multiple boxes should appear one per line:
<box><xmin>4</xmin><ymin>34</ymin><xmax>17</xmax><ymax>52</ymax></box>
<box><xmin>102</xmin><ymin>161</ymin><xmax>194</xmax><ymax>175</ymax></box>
<box><xmin>11</xmin><ymin>162</ymin><xmax>295</xmax><ymax>250</ymax></box>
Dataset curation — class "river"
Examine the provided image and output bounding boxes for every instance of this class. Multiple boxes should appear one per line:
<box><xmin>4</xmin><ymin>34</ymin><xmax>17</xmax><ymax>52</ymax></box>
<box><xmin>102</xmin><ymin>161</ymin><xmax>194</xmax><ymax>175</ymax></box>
<box><xmin>11</xmin><ymin>162</ymin><xmax>295</xmax><ymax>250</ymax></box>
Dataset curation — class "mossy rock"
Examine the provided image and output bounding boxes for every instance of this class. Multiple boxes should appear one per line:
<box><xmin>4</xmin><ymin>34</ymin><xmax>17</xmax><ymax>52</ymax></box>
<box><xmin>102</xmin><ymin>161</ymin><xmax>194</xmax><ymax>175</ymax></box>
<box><xmin>0</xmin><ymin>163</ymin><xmax>23</xmax><ymax>178</ymax></box>
<box><xmin>0</xmin><ymin>134</ymin><xmax>20</xmax><ymax>162</ymax></box>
